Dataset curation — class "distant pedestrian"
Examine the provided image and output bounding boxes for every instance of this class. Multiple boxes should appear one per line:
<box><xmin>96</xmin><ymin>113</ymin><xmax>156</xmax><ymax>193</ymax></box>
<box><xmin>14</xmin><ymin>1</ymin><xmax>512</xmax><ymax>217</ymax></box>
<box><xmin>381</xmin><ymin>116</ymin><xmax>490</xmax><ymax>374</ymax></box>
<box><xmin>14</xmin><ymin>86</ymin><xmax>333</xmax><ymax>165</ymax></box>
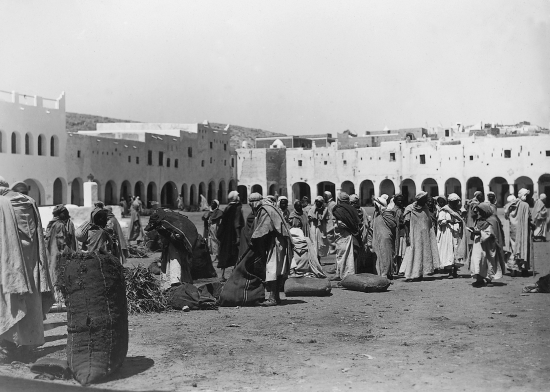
<box><xmin>119</xmin><ymin>197</ymin><xmax>128</xmax><ymax>217</ymax></box>
<box><xmin>277</xmin><ymin>196</ymin><xmax>290</xmax><ymax>223</ymax></box>
<box><xmin>202</xmin><ymin>199</ymin><xmax>223</xmax><ymax>264</ymax></box>
<box><xmin>128</xmin><ymin>197</ymin><xmax>145</xmax><ymax>244</ymax></box>
<box><xmin>505</xmin><ymin>188</ymin><xmax>533</xmax><ymax>277</ymax></box>
<box><xmin>332</xmin><ymin>192</ymin><xmax>362</xmax><ymax>280</ymax></box>
<box><xmin>289</xmin><ymin>199</ymin><xmax>309</xmax><ymax>237</ymax></box>
<box><xmin>324</xmin><ymin>191</ymin><xmax>337</xmax><ymax>255</ymax></box>
<box><xmin>533</xmin><ymin>194</ymin><xmax>547</xmax><ymax>241</ymax></box>
<box><xmin>308</xmin><ymin>196</ymin><xmax>329</xmax><ymax>261</ymax></box>
<box><xmin>216</xmin><ymin>191</ymin><xmax>244</xmax><ymax>281</ymax></box>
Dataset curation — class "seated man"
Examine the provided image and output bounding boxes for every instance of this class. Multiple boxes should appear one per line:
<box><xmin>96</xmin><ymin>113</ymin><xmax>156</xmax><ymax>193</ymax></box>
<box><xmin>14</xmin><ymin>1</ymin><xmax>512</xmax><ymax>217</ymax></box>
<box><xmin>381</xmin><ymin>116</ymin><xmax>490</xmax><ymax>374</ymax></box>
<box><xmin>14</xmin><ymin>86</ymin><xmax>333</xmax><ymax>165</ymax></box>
<box><xmin>289</xmin><ymin>228</ymin><xmax>326</xmax><ymax>278</ymax></box>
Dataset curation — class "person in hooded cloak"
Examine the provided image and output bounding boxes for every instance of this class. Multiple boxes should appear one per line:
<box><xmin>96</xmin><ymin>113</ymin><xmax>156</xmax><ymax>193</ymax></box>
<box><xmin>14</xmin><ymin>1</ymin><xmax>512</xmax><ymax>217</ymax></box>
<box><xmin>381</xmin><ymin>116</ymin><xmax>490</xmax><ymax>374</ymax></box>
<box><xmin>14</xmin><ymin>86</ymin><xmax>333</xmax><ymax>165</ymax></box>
<box><xmin>308</xmin><ymin>196</ymin><xmax>329</xmax><ymax>261</ymax></box>
<box><xmin>277</xmin><ymin>196</ymin><xmax>290</xmax><ymax>223</ymax></box>
<box><xmin>216</xmin><ymin>191</ymin><xmax>244</xmax><ymax>281</ymax></box>
<box><xmin>401</xmin><ymin>192</ymin><xmax>441</xmax><ymax>282</ymax></box>
<box><xmin>0</xmin><ymin>178</ymin><xmax>54</xmax><ymax>362</ymax></box>
<box><xmin>324</xmin><ymin>191</ymin><xmax>337</xmax><ymax>255</ymax></box>
<box><xmin>289</xmin><ymin>199</ymin><xmax>309</xmax><ymax>237</ymax></box>
<box><xmin>105</xmin><ymin>205</ymin><xmax>128</xmax><ymax>264</ymax></box>
<box><xmin>128</xmin><ymin>196</ymin><xmax>145</xmax><ymax>243</ymax></box>
<box><xmin>389</xmin><ymin>194</ymin><xmax>406</xmax><ymax>274</ymax></box>
<box><xmin>332</xmin><ymin>192</ymin><xmax>362</xmax><ymax>280</ymax></box>
<box><xmin>470</xmin><ymin>203</ymin><xmax>506</xmax><ymax>287</ymax></box>
<box><xmin>372</xmin><ymin>196</ymin><xmax>397</xmax><ymax>279</ymax></box>
<box><xmin>533</xmin><ymin>194</ymin><xmax>547</xmax><ymax>241</ymax></box>
<box><xmin>465</xmin><ymin>191</ymin><xmax>484</xmax><ymax>264</ymax></box>
<box><xmin>82</xmin><ymin>208</ymin><xmax>118</xmax><ymax>256</ymax></box>
<box><xmin>505</xmin><ymin>188</ymin><xmax>533</xmax><ymax>277</ymax></box>
<box><xmin>487</xmin><ymin>191</ymin><xmax>498</xmax><ymax>215</ymax></box>
<box><xmin>289</xmin><ymin>228</ymin><xmax>326</xmax><ymax>278</ymax></box>
<box><xmin>202</xmin><ymin>199</ymin><xmax>223</xmax><ymax>264</ymax></box>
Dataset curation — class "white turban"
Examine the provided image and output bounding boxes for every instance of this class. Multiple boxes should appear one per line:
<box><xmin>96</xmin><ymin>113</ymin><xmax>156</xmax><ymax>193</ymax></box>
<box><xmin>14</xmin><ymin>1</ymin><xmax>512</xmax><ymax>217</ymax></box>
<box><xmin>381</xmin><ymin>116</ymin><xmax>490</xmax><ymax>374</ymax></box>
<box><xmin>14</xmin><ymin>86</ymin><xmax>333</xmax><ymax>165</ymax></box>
<box><xmin>518</xmin><ymin>188</ymin><xmax>530</xmax><ymax>198</ymax></box>
<box><xmin>447</xmin><ymin>193</ymin><xmax>460</xmax><ymax>202</ymax></box>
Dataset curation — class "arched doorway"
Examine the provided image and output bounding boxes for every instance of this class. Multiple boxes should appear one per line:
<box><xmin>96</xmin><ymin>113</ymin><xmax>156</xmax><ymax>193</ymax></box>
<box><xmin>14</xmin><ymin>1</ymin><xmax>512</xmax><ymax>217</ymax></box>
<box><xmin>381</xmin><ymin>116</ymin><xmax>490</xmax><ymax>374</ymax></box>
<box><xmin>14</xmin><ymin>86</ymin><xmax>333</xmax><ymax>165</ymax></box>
<box><xmin>70</xmin><ymin>178</ymin><xmax>83</xmax><ymax>206</ymax></box>
<box><xmin>147</xmin><ymin>182</ymin><xmax>157</xmax><ymax>207</ymax></box>
<box><xmin>121</xmin><ymin>180</ymin><xmax>131</xmax><ymax>201</ymax></box>
<box><xmin>38</xmin><ymin>134</ymin><xmax>45</xmax><ymax>156</ymax></box>
<box><xmin>104</xmin><ymin>180</ymin><xmax>117</xmax><ymax>205</ymax></box>
<box><xmin>25</xmin><ymin>133</ymin><xmax>33</xmax><ymax>155</ymax></box>
<box><xmin>421</xmin><ymin>178</ymin><xmax>439</xmax><ymax>197</ymax></box>
<box><xmin>489</xmin><ymin>177</ymin><xmax>508</xmax><ymax>207</ymax></box>
<box><xmin>228</xmin><ymin>179</ymin><xmax>237</xmax><ymax>192</ymax></box>
<box><xmin>161</xmin><ymin>181</ymin><xmax>177</xmax><ymax>207</ymax></box>
<box><xmin>341</xmin><ymin>181</ymin><xmax>355</xmax><ymax>195</ymax></box>
<box><xmin>401</xmin><ymin>179</ymin><xmax>416</xmax><ymax>205</ymax></box>
<box><xmin>218</xmin><ymin>180</ymin><xmax>226</xmax><ymax>203</ymax></box>
<box><xmin>379</xmin><ymin>179</ymin><xmax>395</xmax><ymax>197</ymax></box>
<box><xmin>134</xmin><ymin>181</ymin><xmax>145</xmax><ymax>200</ymax></box>
<box><xmin>360</xmin><ymin>180</ymin><xmax>374</xmax><ymax>206</ymax></box>
<box><xmin>53</xmin><ymin>177</ymin><xmax>65</xmax><ymax>205</ymax></box>
<box><xmin>190</xmin><ymin>184</ymin><xmax>197</xmax><ymax>206</ymax></box>
<box><xmin>444</xmin><ymin>178</ymin><xmax>462</xmax><ymax>197</ymax></box>
<box><xmin>199</xmin><ymin>182</ymin><xmax>206</xmax><ymax>201</ymax></box>
<box><xmin>466</xmin><ymin>177</ymin><xmax>484</xmax><ymax>199</ymax></box>
<box><xmin>514</xmin><ymin>176</ymin><xmax>533</xmax><ymax>196</ymax></box>
<box><xmin>238</xmin><ymin>185</ymin><xmax>248</xmax><ymax>204</ymax></box>
<box><xmin>208</xmin><ymin>181</ymin><xmax>216</xmax><ymax>202</ymax></box>
<box><xmin>181</xmin><ymin>184</ymin><xmax>188</xmax><ymax>205</ymax></box>
<box><xmin>292</xmin><ymin>182</ymin><xmax>311</xmax><ymax>201</ymax></box>
<box><xmin>251</xmin><ymin>184</ymin><xmax>263</xmax><ymax>195</ymax></box>
<box><xmin>24</xmin><ymin>179</ymin><xmax>44</xmax><ymax>206</ymax></box>
<box><xmin>268</xmin><ymin>184</ymin><xmax>277</xmax><ymax>196</ymax></box>
<box><xmin>538</xmin><ymin>174</ymin><xmax>550</xmax><ymax>205</ymax></box>
<box><xmin>317</xmin><ymin>181</ymin><xmax>335</xmax><ymax>199</ymax></box>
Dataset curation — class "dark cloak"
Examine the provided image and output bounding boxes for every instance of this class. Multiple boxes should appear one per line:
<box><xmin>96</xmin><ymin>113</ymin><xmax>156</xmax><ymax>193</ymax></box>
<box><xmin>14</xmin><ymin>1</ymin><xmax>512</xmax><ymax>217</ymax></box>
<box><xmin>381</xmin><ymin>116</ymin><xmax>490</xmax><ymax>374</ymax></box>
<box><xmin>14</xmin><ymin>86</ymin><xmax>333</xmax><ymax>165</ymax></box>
<box><xmin>216</xmin><ymin>203</ymin><xmax>244</xmax><ymax>269</ymax></box>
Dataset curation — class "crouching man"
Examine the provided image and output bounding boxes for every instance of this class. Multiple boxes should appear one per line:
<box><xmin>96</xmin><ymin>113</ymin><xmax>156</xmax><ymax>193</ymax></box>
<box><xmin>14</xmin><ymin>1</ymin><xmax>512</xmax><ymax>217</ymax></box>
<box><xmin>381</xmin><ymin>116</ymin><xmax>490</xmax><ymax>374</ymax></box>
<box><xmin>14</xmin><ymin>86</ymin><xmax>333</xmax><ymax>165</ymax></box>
<box><xmin>248</xmin><ymin>193</ymin><xmax>292</xmax><ymax>306</ymax></box>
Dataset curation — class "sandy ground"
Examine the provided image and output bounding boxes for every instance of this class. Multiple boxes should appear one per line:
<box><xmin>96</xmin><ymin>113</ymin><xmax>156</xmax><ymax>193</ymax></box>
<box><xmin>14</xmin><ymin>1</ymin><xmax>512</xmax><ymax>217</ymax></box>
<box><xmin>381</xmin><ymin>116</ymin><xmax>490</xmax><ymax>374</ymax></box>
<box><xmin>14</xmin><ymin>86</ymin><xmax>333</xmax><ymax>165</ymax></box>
<box><xmin>1</xmin><ymin>209</ymin><xmax>549</xmax><ymax>392</ymax></box>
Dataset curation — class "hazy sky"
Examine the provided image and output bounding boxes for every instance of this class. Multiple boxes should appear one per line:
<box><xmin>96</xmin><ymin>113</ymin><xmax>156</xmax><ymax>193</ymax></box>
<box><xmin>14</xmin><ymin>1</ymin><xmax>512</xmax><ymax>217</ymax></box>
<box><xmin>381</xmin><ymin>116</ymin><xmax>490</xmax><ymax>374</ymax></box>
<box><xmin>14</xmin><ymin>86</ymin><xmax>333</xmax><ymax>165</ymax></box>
<box><xmin>0</xmin><ymin>0</ymin><xmax>548</xmax><ymax>134</ymax></box>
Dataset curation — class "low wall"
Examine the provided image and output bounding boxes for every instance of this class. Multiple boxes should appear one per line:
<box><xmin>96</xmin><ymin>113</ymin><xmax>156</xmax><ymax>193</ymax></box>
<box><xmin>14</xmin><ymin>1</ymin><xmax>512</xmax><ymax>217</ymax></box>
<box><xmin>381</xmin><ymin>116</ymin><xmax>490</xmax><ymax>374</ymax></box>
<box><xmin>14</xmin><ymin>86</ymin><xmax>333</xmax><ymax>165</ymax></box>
<box><xmin>38</xmin><ymin>205</ymin><xmax>126</xmax><ymax>230</ymax></box>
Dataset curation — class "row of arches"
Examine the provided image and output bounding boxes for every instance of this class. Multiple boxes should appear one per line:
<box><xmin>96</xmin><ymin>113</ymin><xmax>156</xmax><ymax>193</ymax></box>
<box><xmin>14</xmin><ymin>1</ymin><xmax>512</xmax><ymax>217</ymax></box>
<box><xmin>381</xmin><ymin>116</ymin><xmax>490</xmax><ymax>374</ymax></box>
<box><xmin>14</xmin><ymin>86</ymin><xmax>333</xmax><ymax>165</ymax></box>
<box><xmin>285</xmin><ymin>174</ymin><xmax>550</xmax><ymax>207</ymax></box>
<box><xmin>0</xmin><ymin>131</ymin><xmax>58</xmax><ymax>156</ymax></box>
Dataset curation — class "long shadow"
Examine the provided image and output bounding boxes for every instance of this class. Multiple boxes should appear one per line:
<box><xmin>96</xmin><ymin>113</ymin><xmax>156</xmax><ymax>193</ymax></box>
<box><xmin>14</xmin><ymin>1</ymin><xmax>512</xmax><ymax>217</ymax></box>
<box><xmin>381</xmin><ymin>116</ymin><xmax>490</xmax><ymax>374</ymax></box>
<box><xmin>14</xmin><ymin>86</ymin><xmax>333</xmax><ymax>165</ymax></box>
<box><xmin>94</xmin><ymin>356</ymin><xmax>155</xmax><ymax>384</ymax></box>
<box><xmin>281</xmin><ymin>299</ymin><xmax>308</xmax><ymax>305</ymax></box>
<box><xmin>45</xmin><ymin>334</ymin><xmax>67</xmax><ymax>343</ymax></box>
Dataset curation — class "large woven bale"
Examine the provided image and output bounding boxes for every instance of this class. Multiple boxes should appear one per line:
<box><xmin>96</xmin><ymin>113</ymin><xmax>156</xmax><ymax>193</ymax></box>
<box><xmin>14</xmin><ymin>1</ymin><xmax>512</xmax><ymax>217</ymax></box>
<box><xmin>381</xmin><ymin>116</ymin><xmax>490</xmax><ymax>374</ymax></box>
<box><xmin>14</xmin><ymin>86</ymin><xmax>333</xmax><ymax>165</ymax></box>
<box><xmin>57</xmin><ymin>251</ymin><xmax>128</xmax><ymax>385</ymax></box>
<box><xmin>284</xmin><ymin>277</ymin><xmax>332</xmax><ymax>297</ymax></box>
<box><xmin>340</xmin><ymin>273</ymin><xmax>391</xmax><ymax>292</ymax></box>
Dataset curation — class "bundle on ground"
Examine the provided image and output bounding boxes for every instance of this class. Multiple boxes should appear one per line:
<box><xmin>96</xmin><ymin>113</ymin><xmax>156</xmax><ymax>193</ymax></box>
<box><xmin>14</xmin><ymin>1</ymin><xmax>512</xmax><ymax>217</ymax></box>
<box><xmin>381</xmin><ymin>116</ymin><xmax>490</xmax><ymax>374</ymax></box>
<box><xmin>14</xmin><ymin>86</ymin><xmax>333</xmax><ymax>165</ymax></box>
<box><xmin>124</xmin><ymin>264</ymin><xmax>168</xmax><ymax>314</ymax></box>
<box><xmin>127</xmin><ymin>244</ymin><xmax>150</xmax><ymax>259</ymax></box>
<box><xmin>56</xmin><ymin>251</ymin><xmax>128</xmax><ymax>386</ymax></box>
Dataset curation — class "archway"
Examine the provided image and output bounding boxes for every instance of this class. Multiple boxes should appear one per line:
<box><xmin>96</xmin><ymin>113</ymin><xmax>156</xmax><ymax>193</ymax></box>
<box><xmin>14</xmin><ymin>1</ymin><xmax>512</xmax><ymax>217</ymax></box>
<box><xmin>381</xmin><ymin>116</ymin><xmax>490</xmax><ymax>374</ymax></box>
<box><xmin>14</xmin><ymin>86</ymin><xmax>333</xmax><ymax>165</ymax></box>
<box><xmin>341</xmin><ymin>181</ymin><xmax>355</xmax><ymax>196</ymax></box>
<box><xmin>50</xmin><ymin>135</ymin><xmax>58</xmax><ymax>156</ymax></box>
<box><xmin>292</xmin><ymin>182</ymin><xmax>311</xmax><ymax>201</ymax></box>
<box><xmin>121</xmin><ymin>180</ymin><xmax>131</xmax><ymax>201</ymax></box>
<box><xmin>538</xmin><ymin>174</ymin><xmax>550</xmax><ymax>206</ymax></box>
<box><xmin>317</xmin><ymin>181</ymin><xmax>335</xmax><ymax>199</ymax></box>
<box><xmin>401</xmin><ymin>179</ymin><xmax>416</xmax><ymax>205</ymax></box>
<box><xmin>466</xmin><ymin>177</ymin><xmax>484</xmax><ymax>199</ymax></box>
<box><xmin>360</xmin><ymin>180</ymin><xmax>374</xmax><ymax>206</ymax></box>
<box><xmin>379</xmin><ymin>179</ymin><xmax>395</xmax><ymax>197</ymax></box>
<box><xmin>11</xmin><ymin>132</ymin><xmax>20</xmax><ymax>154</ymax></box>
<box><xmin>70</xmin><ymin>178</ymin><xmax>83</xmax><ymax>206</ymax></box>
<box><xmin>147</xmin><ymin>182</ymin><xmax>158</xmax><ymax>207</ymax></box>
<box><xmin>514</xmin><ymin>176</ymin><xmax>534</xmax><ymax>196</ymax></box>
<box><xmin>208</xmin><ymin>181</ymin><xmax>216</xmax><ymax>202</ymax></box>
<box><xmin>37</xmin><ymin>134</ymin><xmax>46</xmax><ymax>156</ymax></box>
<box><xmin>104</xmin><ymin>180</ymin><xmax>117</xmax><ymax>205</ymax></box>
<box><xmin>190</xmin><ymin>184</ymin><xmax>197</xmax><ymax>206</ymax></box>
<box><xmin>199</xmin><ymin>182</ymin><xmax>206</xmax><ymax>202</ymax></box>
<box><xmin>444</xmin><ymin>178</ymin><xmax>462</xmax><ymax>197</ymax></box>
<box><xmin>53</xmin><ymin>177</ymin><xmax>65</xmax><ymax>205</ymax></box>
<box><xmin>23</xmin><ymin>179</ymin><xmax>45</xmax><ymax>206</ymax></box>
<box><xmin>181</xmin><ymin>184</ymin><xmax>188</xmax><ymax>205</ymax></box>
<box><xmin>161</xmin><ymin>181</ymin><xmax>177</xmax><ymax>207</ymax></box>
<box><xmin>25</xmin><ymin>133</ymin><xmax>33</xmax><ymax>155</ymax></box>
<box><xmin>251</xmin><ymin>184</ymin><xmax>263</xmax><ymax>195</ymax></box>
<box><xmin>218</xmin><ymin>180</ymin><xmax>226</xmax><ymax>203</ymax></box>
<box><xmin>421</xmin><ymin>178</ymin><xmax>439</xmax><ymax>197</ymax></box>
<box><xmin>268</xmin><ymin>184</ymin><xmax>277</xmax><ymax>196</ymax></box>
<box><xmin>238</xmin><ymin>185</ymin><xmax>248</xmax><ymax>204</ymax></box>
<box><xmin>489</xmin><ymin>177</ymin><xmax>508</xmax><ymax>207</ymax></box>
<box><xmin>134</xmin><ymin>181</ymin><xmax>145</xmax><ymax>200</ymax></box>
<box><xmin>228</xmin><ymin>179</ymin><xmax>237</xmax><ymax>192</ymax></box>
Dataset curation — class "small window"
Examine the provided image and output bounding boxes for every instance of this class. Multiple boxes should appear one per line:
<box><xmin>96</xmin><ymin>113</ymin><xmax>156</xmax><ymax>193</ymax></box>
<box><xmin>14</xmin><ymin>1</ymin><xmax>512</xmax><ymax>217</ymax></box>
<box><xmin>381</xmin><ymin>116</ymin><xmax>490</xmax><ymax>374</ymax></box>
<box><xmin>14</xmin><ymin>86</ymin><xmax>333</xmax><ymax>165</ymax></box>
<box><xmin>343</xmin><ymin>160</ymin><xmax>347</xmax><ymax>165</ymax></box>
<box><xmin>210</xmin><ymin>142</ymin><xmax>213</xmax><ymax>149</ymax></box>
<box><xmin>224</xmin><ymin>160</ymin><xmax>227</xmax><ymax>166</ymax></box>
<box><xmin>201</xmin><ymin>160</ymin><xmax>205</xmax><ymax>167</ymax></box>
<box><xmin>469</xmin><ymin>156</ymin><xmax>473</xmax><ymax>161</ymax></box>
<box><xmin>188</xmin><ymin>147</ymin><xmax>193</xmax><ymax>157</ymax></box>
<box><xmin>546</xmin><ymin>150</ymin><xmax>550</xmax><ymax>157</ymax></box>
<box><xmin>231</xmin><ymin>158</ymin><xmax>235</xmax><ymax>167</ymax></box>
<box><xmin>420</xmin><ymin>155</ymin><xmax>426</xmax><ymax>164</ymax></box>
<box><xmin>224</xmin><ymin>144</ymin><xmax>227</xmax><ymax>151</ymax></box>
<box><xmin>390</xmin><ymin>153</ymin><xmax>395</xmax><ymax>161</ymax></box>
<box><xmin>128</xmin><ymin>156</ymin><xmax>131</xmax><ymax>162</ymax></box>
<box><xmin>167</xmin><ymin>158</ymin><xmax>171</xmax><ymax>167</ymax></box>
<box><xmin>77</xmin><ymin>150</ymin><xmax>81</xmax><ymax>158</ymax></box>
<box><xmin>175</xmin><ymin>159</ymin><xmax>178</xmax><ymax>168</ymax></box>
<box><xmin>136</xmin><ymin>157</ymin><xmax>139</xmax><ymax>164</ymax></box>
<box><xmin>324</xmin><ymin>161</ymin><xmax>328</xmax><ymax>165</ymax></box>
<box><xmin>504</xmin><ymin>150</ymin><xmax>511</xmax><ymax>158</ymax></box>
<box><xmin>158</xmin><ymin>151</ymin><xmax>164</xmax><ymax>166</ymax></box>
<box><xmin>298</xmin><ymin>160</ymin><xmax>303</xmax><ymax>166</ymax></box>
<box><xmin>445</xmin><ymin>129</ymin><xmax>450</xmax><ymax>137</ymax></box>
<box><xmin>148</xmin><ymin>150</ymin><xmax>153</xmax><ymax>165</ymax></box>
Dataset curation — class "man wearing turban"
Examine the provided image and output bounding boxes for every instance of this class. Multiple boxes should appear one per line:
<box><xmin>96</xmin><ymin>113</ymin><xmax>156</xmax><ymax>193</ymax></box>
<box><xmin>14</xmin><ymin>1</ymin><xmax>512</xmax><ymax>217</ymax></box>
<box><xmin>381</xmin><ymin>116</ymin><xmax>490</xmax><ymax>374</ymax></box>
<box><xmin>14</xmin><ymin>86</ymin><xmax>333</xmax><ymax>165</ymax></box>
<box><xmin>372</xmin><ymin>195</ymin><xmax>397</xmax><ymax>279</ymax></box>
<box><xmin>533</xmin><ymin>194</ymin><xmax>548</xmax><ymax>241</ymax></box>
<box><xmin>216</xmin><ymin>191</ymin><xmax>244</xmax><ymax>281</ymax></box>
<box><xmin>505</xmin><ymin>188</ymin><xmax>534</xmax><ymax>277</ymax></box>
<box><xmin>323</xmin><ymin>191</ymin><xmax>337</xmax><ymax>254</ymax></box>
<box><xmin>332</xmin><ymin>192</ymin><xmax>362</xmax><ymax>279</ymax></box>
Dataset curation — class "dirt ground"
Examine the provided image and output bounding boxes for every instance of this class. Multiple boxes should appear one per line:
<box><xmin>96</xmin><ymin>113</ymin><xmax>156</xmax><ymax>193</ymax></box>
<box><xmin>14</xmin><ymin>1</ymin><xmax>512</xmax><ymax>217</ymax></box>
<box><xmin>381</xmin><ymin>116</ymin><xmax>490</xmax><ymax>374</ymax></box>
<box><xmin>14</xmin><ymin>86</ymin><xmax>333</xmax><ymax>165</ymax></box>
<box><xmin>1</xmin><ymin>209</ymin><xmax>549</xmax><ymax>392</ymax></box>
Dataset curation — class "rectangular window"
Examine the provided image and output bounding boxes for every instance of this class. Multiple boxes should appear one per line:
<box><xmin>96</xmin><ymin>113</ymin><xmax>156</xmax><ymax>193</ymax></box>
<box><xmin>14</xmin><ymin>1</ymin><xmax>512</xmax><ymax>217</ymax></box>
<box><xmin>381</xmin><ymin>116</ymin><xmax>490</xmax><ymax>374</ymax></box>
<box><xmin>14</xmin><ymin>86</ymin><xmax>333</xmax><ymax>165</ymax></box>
<box><xmin>175</xmin><ymin>159</ymin><xmax>178</xmax><ymax>168</ymax></box>
<box><xmin>210</xmin><ymin>157</ymin><xmax>213</xmax><ymax>164</ymax></box>
<box><xmin>158</xmin><ymin>151</ymin><xmax>164</xmax><ymax>166</ymax></box>
<box><xmin>188</xmin><ymin>147</ymin><xmax>193</xmax><ymax>157</ymax></box>
<box><xmin>390</xmin><ymin>153</ymin><xmax>395</xmax><ymax>161</ymax></box>
<box><xmin>77</xmin><ymin>150</ymin><xmax>81</xmax><ymax>158</ymax></box>
<box><xmin>136</xmin><ymin>157</ymin><xmax>139</xmax><ymax>164</ymax></box>
<box><xmin>167</xmin><ymin>158</ymin><xmax>171</xmax><ymax>167</ymax></box>
<box><xmin>201</xmin><ymin>160</ymin><xmax>205</xmax><ymax>167</ymax></box>
<box><xmin>148</xmin><ymin>150</ymin><xmax>153</xmax><ymax>165</ymax></box>
<box><xmin>546</xmin><ymin>150</ymin><xmax>550</xmax><ymax>157</ymax></box>
<box><xmin>420</xmin><ymin>154</ymin><xmax>426</xmax><ymax>164</ymax></box>
<box><xmin>128</xmin><ymin>156</ymin><xmax>131</xmax><ymax>162</ymax></box>
<box><xmin>343</xmin><ymin>160</ymin><xmax>347</xmax><ymax>165</ymax></box>
<box><xmin>324</xmin><ymin>161</ymin><xmax>327</xmax><ymax>165</ymax></box>
<box><xmin>231</xmin><ymin>158</ymin><xmax>234</xmax><ymax>167</ymax></box>
<box><xmin>210</xmin><ymin>142</ymin><xmax>213</xmax><ymax>149</ymax></box>
<box><xmin>504</xmin><ymin>150</ymin><xmax>511</xmax><ymax>158</ymax></box>
<box><xmin>469</xmin><ymin>155</ymin><xmax>473</xmax><ymax>161</ymax></box>
<box><xmin>298</xmin><ymin>160</ymin><xmax>303</xmax><ymax>166</ymax></box>
<box><xmin>445</xmin><ymin>129</ymin><xmax>450</xmax><ymax>137</ymax></box>
<box><xmin>224</xmin><ymin>144</ymin><xmax>227</xmax><ymax>151</ymax></box>
<box><xmin>224</xmin><ymin>160</ymin><xmax>227</xmax><ymax>166</ymax></box>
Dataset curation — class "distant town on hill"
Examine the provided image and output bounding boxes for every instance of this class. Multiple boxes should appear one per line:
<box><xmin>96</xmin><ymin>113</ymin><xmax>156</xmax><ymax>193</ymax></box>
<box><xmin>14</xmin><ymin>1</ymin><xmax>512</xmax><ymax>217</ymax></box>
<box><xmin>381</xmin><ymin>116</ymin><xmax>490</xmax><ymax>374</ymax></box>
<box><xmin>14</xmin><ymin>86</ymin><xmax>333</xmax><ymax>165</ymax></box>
<box><xmin>65</xmin><ymin>112</ymin><xmax>286</xmax><ymax>150</ymax></box>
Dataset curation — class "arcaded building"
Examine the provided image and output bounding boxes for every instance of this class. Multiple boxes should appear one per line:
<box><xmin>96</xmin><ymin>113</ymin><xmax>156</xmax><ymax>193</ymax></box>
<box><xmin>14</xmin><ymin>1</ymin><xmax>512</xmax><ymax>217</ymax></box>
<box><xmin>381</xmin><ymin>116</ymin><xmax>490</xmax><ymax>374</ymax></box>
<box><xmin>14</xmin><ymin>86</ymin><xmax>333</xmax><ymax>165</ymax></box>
<box><xmin>0</xmin><ymin>89</ymin><xmax>238</xmax><ymax>208</ymax></box>
<box><xmin>237</xmin><ymin>131</ymin><xmax>550</xmax><ymax>207</ymax></box>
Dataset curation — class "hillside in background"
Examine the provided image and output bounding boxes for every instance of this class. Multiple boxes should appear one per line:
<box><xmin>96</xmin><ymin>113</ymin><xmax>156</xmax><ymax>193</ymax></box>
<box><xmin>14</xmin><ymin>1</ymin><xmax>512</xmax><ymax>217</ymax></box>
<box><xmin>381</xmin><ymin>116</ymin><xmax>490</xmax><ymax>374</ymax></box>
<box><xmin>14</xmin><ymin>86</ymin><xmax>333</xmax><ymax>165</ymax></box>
<box><xmin>66</xmin><ymin>113</ymin><xmax>286</xmax><ymax>149</ymax></box>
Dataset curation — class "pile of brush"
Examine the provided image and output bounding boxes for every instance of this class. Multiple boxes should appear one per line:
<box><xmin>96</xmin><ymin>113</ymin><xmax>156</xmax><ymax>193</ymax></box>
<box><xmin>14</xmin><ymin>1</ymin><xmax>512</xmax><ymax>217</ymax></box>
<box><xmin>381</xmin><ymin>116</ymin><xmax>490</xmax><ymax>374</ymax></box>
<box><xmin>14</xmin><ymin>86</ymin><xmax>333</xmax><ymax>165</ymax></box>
<box><xmin>124</xmin><ymin>265</ymin><xmax>169</xmax><ymax>314</ymax></box>
<box><xmin>127</xmin><ymin>244</ymin><xmax>150</xmax><ymax>259</ymax></box>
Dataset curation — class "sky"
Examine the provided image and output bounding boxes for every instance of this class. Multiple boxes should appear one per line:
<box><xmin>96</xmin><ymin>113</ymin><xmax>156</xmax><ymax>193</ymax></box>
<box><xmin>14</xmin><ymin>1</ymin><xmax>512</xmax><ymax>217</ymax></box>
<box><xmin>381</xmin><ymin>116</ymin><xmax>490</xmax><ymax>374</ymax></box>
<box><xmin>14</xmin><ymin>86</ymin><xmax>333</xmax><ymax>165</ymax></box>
<box><xmin>0</xmin><ymin>0</ymin><xmax>549</xmax><ymax>135</ymax></box>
